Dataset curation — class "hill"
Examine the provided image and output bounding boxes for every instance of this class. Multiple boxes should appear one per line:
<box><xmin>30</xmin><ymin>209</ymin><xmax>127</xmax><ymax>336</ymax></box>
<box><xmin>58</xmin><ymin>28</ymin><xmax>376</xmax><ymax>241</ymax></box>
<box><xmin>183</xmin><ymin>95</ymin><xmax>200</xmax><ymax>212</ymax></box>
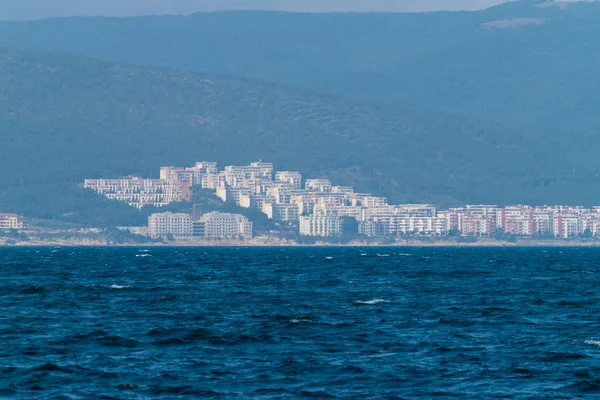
<box><xmin>1</xmin><ymin>48</ymin><xmax>592</xmax><ymax>226</ymax></box>
<box><xmin>1</xmin><ymin>1</ymin><xmax>600</xmax><ymax>133</ymax></box>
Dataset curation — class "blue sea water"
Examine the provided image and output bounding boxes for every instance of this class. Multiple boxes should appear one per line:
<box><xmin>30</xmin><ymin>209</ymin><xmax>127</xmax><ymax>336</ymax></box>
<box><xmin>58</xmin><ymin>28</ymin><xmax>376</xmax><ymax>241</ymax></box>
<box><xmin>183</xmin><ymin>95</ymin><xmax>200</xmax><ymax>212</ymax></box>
<box><xmin>2</xmin><ymin>247</ymin><xmax>600</xmax><ymax>398</ymax></box>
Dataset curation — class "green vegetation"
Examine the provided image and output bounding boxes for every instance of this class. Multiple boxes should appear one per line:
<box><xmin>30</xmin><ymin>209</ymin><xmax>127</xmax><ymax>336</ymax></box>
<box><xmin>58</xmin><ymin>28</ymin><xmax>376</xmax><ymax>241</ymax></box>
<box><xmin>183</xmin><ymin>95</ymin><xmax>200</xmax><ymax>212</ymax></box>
<box><xmin>5</xmin><ymin>2</ymin><xmax>600</xmax><ymax>225</ymax></box>
<box><xmin>3</xmin><ymin>46</ymin><xmax>600</xmax><ymax>227</ymax></box>
<box><xmin>2</xmin><ymin>2</ymin><xmax>600</xmax><ymax>135</ymax></box>
<box><xmin>457</xmin><ymin>235</ymin><xmax>478</xmax><ymax>244</ymax></box>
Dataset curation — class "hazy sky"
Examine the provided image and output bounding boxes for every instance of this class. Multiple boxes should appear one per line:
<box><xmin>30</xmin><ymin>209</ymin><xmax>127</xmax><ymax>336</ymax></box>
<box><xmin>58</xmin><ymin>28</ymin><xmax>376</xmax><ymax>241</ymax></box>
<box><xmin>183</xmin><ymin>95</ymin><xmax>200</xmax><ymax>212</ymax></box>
<box><xmin>1</xmin><ymin>0</ymin><xmax>514</xmax><ymax>20</ymax></box>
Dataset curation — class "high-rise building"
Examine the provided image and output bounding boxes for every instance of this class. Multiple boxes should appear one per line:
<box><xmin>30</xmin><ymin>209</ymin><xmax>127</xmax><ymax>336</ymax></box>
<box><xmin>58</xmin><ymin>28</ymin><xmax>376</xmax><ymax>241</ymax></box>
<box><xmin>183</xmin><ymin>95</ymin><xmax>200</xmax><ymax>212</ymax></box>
<box><xmin>84</xmin><ymin>177</ymin><xmax>190</xmax><ymax>209</ymax></box>
<box><xmin>198</xmin><ymin>212</ymin><xmax>253</xmax><ymax>238</ymax></box>
<box><xmin>299</xmin><ymin>211</ymin><xmax>343</xmax><ymax>237</ymax></box>
<box><xmin>275</xmin><ymin>171</ymin><xmax>302</xmax><ymax>190</ymax></box>
<box><xmin>148</xmin><ymin>212</ymin><xmax>193</xmax><ymax>239</ymax></box>
<box><xmin>305</xmin><ymin>179</ymin><xmax>332</xmax><ymax>193</ymax></box>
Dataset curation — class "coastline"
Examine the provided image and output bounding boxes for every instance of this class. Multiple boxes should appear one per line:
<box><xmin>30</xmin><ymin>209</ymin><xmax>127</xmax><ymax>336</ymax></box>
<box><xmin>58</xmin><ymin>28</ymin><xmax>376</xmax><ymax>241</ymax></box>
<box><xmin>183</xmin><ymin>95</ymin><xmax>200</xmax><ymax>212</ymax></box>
<box><xmin>2</xmin><ymin>237</ymin><xmax>600</xmax><ymax>247</ymax></box>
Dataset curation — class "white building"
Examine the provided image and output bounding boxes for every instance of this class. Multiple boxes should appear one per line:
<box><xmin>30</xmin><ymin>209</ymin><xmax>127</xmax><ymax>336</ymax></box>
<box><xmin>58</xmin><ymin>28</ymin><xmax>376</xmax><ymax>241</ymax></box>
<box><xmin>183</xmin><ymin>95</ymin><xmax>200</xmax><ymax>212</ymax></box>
<box><xmin>84</xmin><ymin>177</ymin><xmax>190</xmax><ymax>209</ymax></box>
<box><xmin>198</xmin><ymin>212</ymin><xmax>253</xmax><ymax>238</ymax></box>
<box><xmin>148</xmin><ymin>212</ymin><xmax>193</xmax><ymax>239</ymax></box>
<box><xmin>263</xmin><ymin>203</ymin><xmax>299</xmax><ymax>222</ymax></box>
<box><xmin>394</xmin><ymin>217</ymin><xmax>447</xmax><ymax>236</ymax></box>
<box><xmin>393</xmin><ymin>204</ymin><xmax>437</xmax><ymax>218</ymax></box>
<box><xmin>553</xmin><ymin>214</ymin><xmax>581</xmax><ymax>239</ymax></box>
<box><xmin>0</xmin><ymin>213</ymin><xmax>23</xmax><ymax>230</ymax></box>
<box><xmin>305</xmin><ymin>179</ymin><xmax>332</xmax><ymax>193</ymax></box>
<box><xmin>275</xmin><ymin>171</ymin><xmax>302</xmax><ymax>190</ymax></box>
<box><xmin>299</xmin><ymin>212</ymin><xmax>343</xmax><ymax>237</ymax></box>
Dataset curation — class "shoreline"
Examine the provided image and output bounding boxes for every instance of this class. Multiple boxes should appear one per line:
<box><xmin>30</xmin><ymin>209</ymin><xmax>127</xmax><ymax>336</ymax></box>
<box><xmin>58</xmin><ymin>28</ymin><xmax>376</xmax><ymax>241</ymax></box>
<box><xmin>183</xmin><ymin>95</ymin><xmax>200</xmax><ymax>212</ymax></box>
<box><xmin>2</xmin><ymin>239</ymin><xmax>600</xmax><ymax>248</ymax></box>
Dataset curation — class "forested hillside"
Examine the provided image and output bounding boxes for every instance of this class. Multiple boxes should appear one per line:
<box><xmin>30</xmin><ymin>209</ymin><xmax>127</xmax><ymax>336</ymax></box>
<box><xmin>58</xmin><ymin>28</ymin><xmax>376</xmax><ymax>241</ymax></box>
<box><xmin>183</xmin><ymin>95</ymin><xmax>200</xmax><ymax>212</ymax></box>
<box><xmin>1</xmin><ymin>1</ymin><xmax>600</xmax><ymax>132</ymax></box>
<box><xmin>1</xmin><ymin>48</ymin><xmax>593</xmax><ymax>225</ymax></box>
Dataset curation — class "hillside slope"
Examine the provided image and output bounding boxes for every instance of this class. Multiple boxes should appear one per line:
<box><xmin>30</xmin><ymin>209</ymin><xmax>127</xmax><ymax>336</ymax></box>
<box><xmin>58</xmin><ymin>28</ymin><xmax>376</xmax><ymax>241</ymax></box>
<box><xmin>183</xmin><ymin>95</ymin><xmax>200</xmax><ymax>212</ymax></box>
<box><xmin>0</xmin><ymin>48</ymin><xmax>591</xmax><ymax>225</ymax></box>
<box><xmin>1</xmin><ymin>2</ymin><xmax>600</xmax><ymax>133</ymax></box>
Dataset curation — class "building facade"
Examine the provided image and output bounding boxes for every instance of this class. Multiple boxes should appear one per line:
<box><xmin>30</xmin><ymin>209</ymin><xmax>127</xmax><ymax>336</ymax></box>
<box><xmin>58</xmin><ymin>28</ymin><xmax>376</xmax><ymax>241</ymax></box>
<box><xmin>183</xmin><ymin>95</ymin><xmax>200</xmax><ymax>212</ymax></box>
<box><xmin>0</xmin><ymin>213</ymin><xmax>23</xmax><ymax>230</ymax></box>
<box><xmin>299</xmin><ymin>212</ymin><xmax>343</xmax><ymax>237</ymax></box>
<box><xmin>197</xmin><ymin>212</ymin><xmax>253</xmax><ymax>238</ymax></box>
<box><xmin>148</xmin><ymin>212</ymin><xmax>193</xmax><ymax>239</ymax></box>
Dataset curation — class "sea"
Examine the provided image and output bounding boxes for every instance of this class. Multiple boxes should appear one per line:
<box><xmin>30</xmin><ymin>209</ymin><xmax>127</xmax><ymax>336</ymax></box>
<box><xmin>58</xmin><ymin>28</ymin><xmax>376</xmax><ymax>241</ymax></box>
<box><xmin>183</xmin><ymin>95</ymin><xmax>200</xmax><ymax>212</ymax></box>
<box><xmin>2</xmin><ymin>247</ymin><xmax>600</xmax><ymax>399</ymax></box>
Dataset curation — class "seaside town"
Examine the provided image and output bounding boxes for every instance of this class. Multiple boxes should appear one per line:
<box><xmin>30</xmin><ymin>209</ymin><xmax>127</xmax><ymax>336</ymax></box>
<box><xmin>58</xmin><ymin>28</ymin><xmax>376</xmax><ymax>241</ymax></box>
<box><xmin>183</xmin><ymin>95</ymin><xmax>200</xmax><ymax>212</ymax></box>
<box><xmin>5</xmin><ymin>160</ymin><xmax>600</xmax><ymax>245</ymax></box>
<box><xmin>81</xmin><ymin>161</ymin><xmax>600</xmax><ymax>243</ymax></box>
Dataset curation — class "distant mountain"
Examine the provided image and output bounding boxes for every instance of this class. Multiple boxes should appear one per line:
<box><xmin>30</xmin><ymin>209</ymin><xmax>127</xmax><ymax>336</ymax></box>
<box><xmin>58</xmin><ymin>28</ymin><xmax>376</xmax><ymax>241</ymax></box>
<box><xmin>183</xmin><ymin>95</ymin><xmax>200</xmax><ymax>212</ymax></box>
<box><xmin>1</xmin><ymin>2</ymin><xmax>600</xmax><ymax>132</ymax></box>
<box><xmin>1</xmin><ymin>48</ymin><xmax>593</xmax><ymax>225</ymax></box>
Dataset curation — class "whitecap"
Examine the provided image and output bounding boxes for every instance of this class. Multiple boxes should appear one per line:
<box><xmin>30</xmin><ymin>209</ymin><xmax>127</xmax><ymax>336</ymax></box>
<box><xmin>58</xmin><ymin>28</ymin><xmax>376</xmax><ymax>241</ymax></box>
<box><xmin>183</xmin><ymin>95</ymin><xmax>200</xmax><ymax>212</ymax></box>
<box><xmin>585</xmin><ymin>340</ymin><xmax>600</xmax><ymax>347</ymax></box>
<box><xmin>377</xmin><ymin>254</ymin><xmax>390</xmax><ymax>257</ymax></box>
<box><xmin>110</xmin><ymin>284</ymin><xmax>131</xmax><ymax>289</ymax></box>
<box><xmin>135</xmin><ymin>254</ymin><xmax>152</xmax><ymax>257</ymax></box>
<box><xmin>289</xmin><ymin>319</ymin><xmax>313</xmax><ymax>323</ymax></box>
<box><xmin>355</xmin><ymin>299</ymin><xmax>389</xmax><ymax>305</ymax></box>
<box><xmin>397</xmin><ymin>253</ymin><xmax>412</xmax><ymax>256</ymax></box>
<box><xmin>360</xmin><ymin>253</ymin><xmax>367</xmax><ymax>256</ymax></box>
<box><xmin>325</xmin><ymin>256</ymin><xmax>333</xmax><ymax>260</ymax></box>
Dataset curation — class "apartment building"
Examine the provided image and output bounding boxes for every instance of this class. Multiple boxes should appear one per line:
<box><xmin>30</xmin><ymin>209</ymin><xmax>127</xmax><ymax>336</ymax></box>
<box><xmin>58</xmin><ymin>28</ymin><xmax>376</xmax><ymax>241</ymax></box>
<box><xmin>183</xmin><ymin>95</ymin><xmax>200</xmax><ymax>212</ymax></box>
<box><xmin>199</xmin><ymin>174</ymin><xmax>223</xmax><ymax>189</ymax></box>
<box><xmin>441</xmin><ymin>206</ymin><xmax>498</xmax><ymax>236</ymax></box>
<box><xmin>299</xmin><ymin>211</ymin><xmax>343</xmax><ymax>237</ymax></box>
<box><xmin>275</xmin><ymin>171</ymin><xmax>302</xmax><ymax>190</ymax></box>
<box><xmin>0</xmin><ymin>213</ymin><xmax>23</xmax><ymax>230</ymax></box>
<box><xmin>84</xmin><ymin>177</ymin><xmax>190</xmax><ymax>208</ymax></box>
<box><xmin>305</xmin><ymin>179</ymin><xmax>332</xmax><ymax>193</ymax></box>
<box><xmin>262</xmin><ymin>203</ymin><xmax>299</xmax><ymax>222</ymax></box>
<box><xmin>497</xmin><ymin>206</ymin><xmax>534</xmax><ymax>236</ymax></box>
<box><xmin>197</xmin><ymin>212</ymin><xmax>253</xmax><ymax>238</ymax></box>
<box><xmin>359</xmin><ymin>220</ymin><xmax>390</xmax><ymax>237</ymax></box>
<box><xmin>553</xmin><ymin>214</ymin><xmax>581</xmax><ymax>239</ymax></box>
<box><xmin>332</xmin><ymin>186</ymin><xmax>354</xmax><ymax>194</ymax></box>
<box><xmin>148</xmin><ymin>212</ymin><xmax>193</xmax><ymax>239</ymax></box>
<box><xmin>458</xmin><ymin>216</ymin><xmax>495</xmax><ymax>236</ymax></box>
<box><xmin>160</xmin><ymin>167</ymin><xmax>194</xmax><ymax>187</ymax></box>
<box><xmin>394</xmin><ymin>216</ymin><xmax>447</xmax><ymax>236</ymax></box>
<box><xmin>267</xmin><ymin>183</ymin><xmax>297</xmax><ymax>204</ymax></box>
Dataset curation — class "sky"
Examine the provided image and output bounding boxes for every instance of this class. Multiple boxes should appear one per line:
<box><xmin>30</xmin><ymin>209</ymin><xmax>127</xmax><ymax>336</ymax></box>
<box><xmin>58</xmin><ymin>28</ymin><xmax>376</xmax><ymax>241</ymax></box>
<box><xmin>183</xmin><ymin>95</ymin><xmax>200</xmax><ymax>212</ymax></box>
<box><xmin>0</xmin><ymin>0</ymin><xmax>514</xmax><ymax>20</ymax></box>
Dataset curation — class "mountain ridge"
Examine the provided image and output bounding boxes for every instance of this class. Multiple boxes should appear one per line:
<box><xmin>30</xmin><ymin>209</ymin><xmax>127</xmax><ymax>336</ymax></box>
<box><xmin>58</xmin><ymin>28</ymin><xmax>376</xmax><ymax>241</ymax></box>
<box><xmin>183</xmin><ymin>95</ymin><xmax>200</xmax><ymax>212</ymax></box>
<box><xmin>2</xmin><ymin>47</ymin><xmax>592</xmax><ymax>225</ymax></box>
<box><xmin>0</xmin><ymin>2</ymin><xmax>599</xmax><ymax>132</ymax></box>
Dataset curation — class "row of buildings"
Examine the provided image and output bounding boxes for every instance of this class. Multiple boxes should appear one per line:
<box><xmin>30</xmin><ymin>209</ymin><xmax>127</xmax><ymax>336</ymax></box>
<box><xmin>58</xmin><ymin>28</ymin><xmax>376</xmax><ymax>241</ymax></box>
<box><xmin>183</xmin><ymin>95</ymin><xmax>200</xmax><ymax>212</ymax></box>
<box><xmin>85</xmin><ymin>161</ymin><xmax>600</xmax><ymax>239</ymax></box>
<box><xmin>147</xmin><ymin>211</ymin><xmax>252</xmax><ymax>240</ymax></box>
<box><xmin>357</xmin><ymin>204</ymin><xmax>600</xmax><ymax>239</ymax></box>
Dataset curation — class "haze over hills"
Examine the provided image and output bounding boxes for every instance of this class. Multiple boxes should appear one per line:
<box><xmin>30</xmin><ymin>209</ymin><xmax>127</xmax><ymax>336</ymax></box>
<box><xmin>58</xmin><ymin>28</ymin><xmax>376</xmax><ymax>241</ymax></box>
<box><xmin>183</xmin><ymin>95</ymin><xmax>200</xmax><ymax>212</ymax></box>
<box><xmin>0</xmin><ymin>0</ymin><xmax>513</xmax><ymax>20</ymax></box>
<box><xmin>3</xmin><ymin>2</ymin><xmax>600</xmax><ymax>224</ymax></box>
<box><xmin>2</xmin><ymin>47</ymin><xmax>595</xmax><ymax>225</ymax></box>
<box><xmin>1</xmin><ymin>1</ymin><xmax>600</xmax><ymax>132</ymax></box>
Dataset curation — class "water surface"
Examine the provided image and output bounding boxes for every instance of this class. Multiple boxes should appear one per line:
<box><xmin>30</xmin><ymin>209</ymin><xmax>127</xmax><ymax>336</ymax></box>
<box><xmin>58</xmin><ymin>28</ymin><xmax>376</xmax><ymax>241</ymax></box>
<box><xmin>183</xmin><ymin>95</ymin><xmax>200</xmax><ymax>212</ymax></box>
<box><xmin>1</xmin><ymin>247</ymin><xmax>600</xmax><ymax>398</ymax></box>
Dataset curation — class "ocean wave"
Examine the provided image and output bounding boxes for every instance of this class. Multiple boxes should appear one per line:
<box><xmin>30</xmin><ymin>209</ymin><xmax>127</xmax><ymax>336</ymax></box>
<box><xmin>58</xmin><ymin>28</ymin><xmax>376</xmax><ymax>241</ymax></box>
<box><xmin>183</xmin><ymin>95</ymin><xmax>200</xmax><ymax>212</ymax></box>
<box><xmin>289</xmin><ymin>318</ymin><xmax>313</xmax><ymax>323</ymax></box>
<box><xmin>110</xmin><ymin>284</ymin><xmax>131</xmax><ymax>289</ymax></box>
<box><xmin>355</xmin><ymin>299</ymin><xmax>389</xmax><ymax>305</ymax></box>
